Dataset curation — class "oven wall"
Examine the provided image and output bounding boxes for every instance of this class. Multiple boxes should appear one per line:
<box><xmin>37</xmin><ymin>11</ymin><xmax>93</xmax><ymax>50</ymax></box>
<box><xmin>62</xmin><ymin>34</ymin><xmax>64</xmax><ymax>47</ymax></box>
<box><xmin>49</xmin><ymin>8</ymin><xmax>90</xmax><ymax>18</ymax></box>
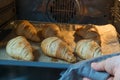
<box><xmin>0</xmin><ymin>0</ymin><xmax>16</xmax><ymax>28</ymax></box>
<box><xmin>15</xmin><ymin>0</ymin><xmax>114</xmax><ymax>25</ymax></box>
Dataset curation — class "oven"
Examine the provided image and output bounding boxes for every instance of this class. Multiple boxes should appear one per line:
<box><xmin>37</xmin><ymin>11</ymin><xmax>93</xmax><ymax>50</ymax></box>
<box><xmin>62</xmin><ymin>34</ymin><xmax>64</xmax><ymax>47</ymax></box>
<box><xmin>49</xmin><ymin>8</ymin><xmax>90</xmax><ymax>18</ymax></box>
<box><xmin>0</xmin><ymin>0</ymin><xmax>120</xmax><ymax>80</ymax></box>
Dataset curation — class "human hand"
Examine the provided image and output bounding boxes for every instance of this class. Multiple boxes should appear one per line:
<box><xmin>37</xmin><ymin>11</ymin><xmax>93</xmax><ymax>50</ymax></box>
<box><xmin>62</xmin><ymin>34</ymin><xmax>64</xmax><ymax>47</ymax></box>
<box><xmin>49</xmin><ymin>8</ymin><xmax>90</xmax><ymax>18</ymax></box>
<box><xmin>83</xmin><ymin>55</ymin><xmax>120</xmax><ymax>80</ymax></box>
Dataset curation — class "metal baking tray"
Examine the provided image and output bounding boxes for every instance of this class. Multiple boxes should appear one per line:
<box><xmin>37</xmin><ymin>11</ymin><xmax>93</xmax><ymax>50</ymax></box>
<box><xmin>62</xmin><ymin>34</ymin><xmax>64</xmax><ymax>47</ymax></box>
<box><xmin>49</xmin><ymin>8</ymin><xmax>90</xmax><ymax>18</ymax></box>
<box><xmin>0</xmin><ymin>21</ymin><xmax>79</xmax><ymax>69</ymax></box>
<box><xmin>0</xmin><ymin>43</ymin><xmax>70</xmax><ymax>69</ymax></box>
<box><xmin>0</xmin><ymin>20</ymin><xmax>120</xmax><ymax>69</ymax></box>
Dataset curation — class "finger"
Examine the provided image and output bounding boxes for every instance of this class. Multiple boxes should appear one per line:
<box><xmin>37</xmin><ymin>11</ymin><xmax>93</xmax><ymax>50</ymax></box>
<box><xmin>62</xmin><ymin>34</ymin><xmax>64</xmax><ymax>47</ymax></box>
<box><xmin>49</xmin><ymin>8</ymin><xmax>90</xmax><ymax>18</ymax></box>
<box><xmin>91</xmin><ymin>61</ymin><xmax>106</xmax><ymax>71</ymax></box>
<box><xmin>83</xmin><ymin>77</ymin><xmax>91</xmax><ymax>80</ymax></box>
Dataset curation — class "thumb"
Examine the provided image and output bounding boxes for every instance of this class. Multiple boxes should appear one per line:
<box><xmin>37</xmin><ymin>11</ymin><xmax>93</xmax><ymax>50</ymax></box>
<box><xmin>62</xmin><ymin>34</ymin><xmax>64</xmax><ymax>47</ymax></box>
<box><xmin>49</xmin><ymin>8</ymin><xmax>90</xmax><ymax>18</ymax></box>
<box><xmin>91</xmin><ymin>61</ymin><xmax>106</xmax><ymax>71</ymax></box>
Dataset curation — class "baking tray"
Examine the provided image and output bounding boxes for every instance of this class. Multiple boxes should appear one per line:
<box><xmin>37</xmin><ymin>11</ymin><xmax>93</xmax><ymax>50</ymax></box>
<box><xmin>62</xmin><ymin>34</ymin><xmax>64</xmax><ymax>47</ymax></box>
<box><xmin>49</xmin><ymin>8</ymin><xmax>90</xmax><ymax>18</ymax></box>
<box><xmin>1</xmin><ymin>20</ymin><xmax>120</xmax><ymax>69</ymax></box>
<box><xmin>0</xmin><ymin>44</ymin><xmax>70</xmax><ymax>69</ymax></box>
<box><xmin>0</xmin><ymin>21</ymin><xmax>79</xmax><ymax>69</ymax></box>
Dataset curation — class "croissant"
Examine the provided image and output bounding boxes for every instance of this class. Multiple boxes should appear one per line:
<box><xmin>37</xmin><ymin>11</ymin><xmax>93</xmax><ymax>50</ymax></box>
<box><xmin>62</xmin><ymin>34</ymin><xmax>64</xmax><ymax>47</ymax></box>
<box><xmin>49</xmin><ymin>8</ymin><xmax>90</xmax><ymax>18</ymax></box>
<box><xmin>92</xmin><ymin>24</ymin><xmax>120</xmax><ymax>55</ymax></box>
<box><xmin>75</xmin><ymin>39</ymin><xmax>102</xmax><ymax>59</ymax></box>
<box><xmin>41</xmin><ymin>24</ymin><xmax>76</xmax><ymax>51</ymax></box>
<box><xmin>41</xmin><ymin>37</ymin><xmax>76</xmax><ymax>62</ymax></box>
<box><xmin>12</xmin><ymin>20</ymin><xmax>40</xmax><ymax>42</ymax></box>
<box><xmin>57</xmin><ymin>30</ymin><xmax>76</xmax><ymax>51</ymax></box>
<box><xmin>6</xmin><ymin>36</ymin><xmax>34</xmax><ymax>61</ymax></box>
<box><xmin>41</xmin><ymin>24</ymin><xmax>60</xmax><ymax>38</ymax></box>
<box><xmin>76</xmin><ymin>24</ymin><xmax>98</xmax><ymax>39</ymax></box>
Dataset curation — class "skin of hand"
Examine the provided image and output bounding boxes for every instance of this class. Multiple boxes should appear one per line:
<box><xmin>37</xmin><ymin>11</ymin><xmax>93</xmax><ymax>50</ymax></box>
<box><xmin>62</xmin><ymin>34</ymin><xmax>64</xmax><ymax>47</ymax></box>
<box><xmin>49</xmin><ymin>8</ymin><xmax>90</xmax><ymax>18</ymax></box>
<box><xmin>83</xmin><ymin>55</ymin><xmax>120</xmax><ymax>80</ymax></box>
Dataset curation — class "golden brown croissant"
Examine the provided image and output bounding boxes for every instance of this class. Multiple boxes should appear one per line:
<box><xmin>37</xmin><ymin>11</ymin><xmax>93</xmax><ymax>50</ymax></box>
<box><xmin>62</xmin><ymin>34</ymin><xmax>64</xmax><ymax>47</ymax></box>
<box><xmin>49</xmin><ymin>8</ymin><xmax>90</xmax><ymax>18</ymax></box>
<box><xmin>57</xmin><ymin>30</ymin><xmax>76</xmax><ymax>51</ymax></box>
<box><xmin>41</xmin><ymin>24</ymin><xmax>76</xmax><ymax>51</ymax></box>
<box><xmin>75</xmin><ymin>39</ymin><xmax>102</xmax><ymax>59</ymax></box>
<box><xmin>41</xmin><ymin>37</ymin><xmax>76</xmax><ymax>62</ymax></box>
<box><xmin>75</xmin><ymin>24</ymin><xmax>120</xmax><ymax>55</ymax></box>
<box><xmin>76</xmin><ymin>24</ymin><xmax>98</xmax><ymax>39</ymax></box>
<box><xmin>41</xmin><ymin>24</ymin><xmax>60</xmax><ymax>38</ymax></box>
<box><xmin>92</xmin><ymin>24</ymin><xmax>120</xmax><ymax>55</ymax></box>
<box><xmin>6</xmin><ymin>36</ymin><xmax>34</xmax><ymax>61</ymax></box>
<box><xmin>12</xmin><ymin>20</ymin><xmax>40</xmax><ymax>42</ymax></box>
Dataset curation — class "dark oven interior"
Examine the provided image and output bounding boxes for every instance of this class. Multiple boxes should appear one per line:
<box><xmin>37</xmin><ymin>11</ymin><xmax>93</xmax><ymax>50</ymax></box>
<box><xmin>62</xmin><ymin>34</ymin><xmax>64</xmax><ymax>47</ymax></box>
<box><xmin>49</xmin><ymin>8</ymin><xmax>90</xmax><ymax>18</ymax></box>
<box><xmin>15</xmin><ymin>0</ymin><xmax>114</xmax><ymax>24</ymax></box>
<box><xmin>0</xmin><ymin>0</ymin><xmax>120</xmax><ymax>27</ymax></box>
<box><xmin>0</xmin><ymin>0</ymin><xmax>120</xmax><ymax>35</ymax></box>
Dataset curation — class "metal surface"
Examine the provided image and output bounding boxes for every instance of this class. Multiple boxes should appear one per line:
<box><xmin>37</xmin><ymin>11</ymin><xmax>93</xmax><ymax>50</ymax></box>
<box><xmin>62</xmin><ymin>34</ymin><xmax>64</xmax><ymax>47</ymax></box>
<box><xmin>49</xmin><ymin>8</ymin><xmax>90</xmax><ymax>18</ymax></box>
<box><xmin>16</xmin><ymin>0</ymin><xmax>113</xmax><ymax>24</ymax></box>
<box><xmin>0</xmin><ymin>0</ymin><xmax>15</xmax><ymax>39</ymax></box>
<box><xmin>0</xmin><ymin>60</ymin><xmax>70</xmax><ymax>69</ymax></box>
<box><xmin>0</xmin><ymin>0</ymin><xmax>15</xmax><ymax>28</ymax></box>
<box><xmin>0</xmin><ymin>0</ymin><xmax>15</xmax><ymax>9</ymax></box>
<box><xmin>0</xmin><ymin>45</ymin><xmax>70</xmax><ymax>69</ymax></box>
<box><xmin>47</xmin><ymin>0</ymin><xmax>80</xmax><ymax>23</ymax></box>
<box><xmin>112</xmin><ymin>0</ymin><xmax>120</xmax><ymax>33</ymax></box>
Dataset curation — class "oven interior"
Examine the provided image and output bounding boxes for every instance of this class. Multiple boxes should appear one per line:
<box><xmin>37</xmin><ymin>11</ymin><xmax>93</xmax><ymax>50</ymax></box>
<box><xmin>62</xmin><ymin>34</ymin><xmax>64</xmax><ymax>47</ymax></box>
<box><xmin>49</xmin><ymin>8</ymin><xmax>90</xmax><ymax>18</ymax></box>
<box><xmin>0</xmin><ymin>0</ymin><xmax>120</xmax><ymax>80</ymax></box>
<box><xmin>0</xmin><ymin>0</ymin><xmax>120</xmax><ymax>38</ymax></box>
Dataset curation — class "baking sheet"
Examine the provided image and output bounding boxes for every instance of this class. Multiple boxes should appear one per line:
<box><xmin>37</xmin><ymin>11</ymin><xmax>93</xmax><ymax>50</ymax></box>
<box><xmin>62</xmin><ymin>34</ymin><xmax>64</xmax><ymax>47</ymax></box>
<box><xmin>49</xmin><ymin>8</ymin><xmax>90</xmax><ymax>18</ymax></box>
<box><xmin>0</xmin><ymin>41</ymin><xmax>68</xmax><ymax>64</ymax></box>
<box><xmin>0</xmin><ymin>22</ymin><xmax>74</xmax><ymax>68</ymax></box>
<box><xmin>0</xmin><ymin>45</ymin><xmax>70</xmax><ymax>69</ymax></box>
<box><xmin>0</xmin><ymin>47</ymin><xmax>70</xmax><ymax>69</ymax></box>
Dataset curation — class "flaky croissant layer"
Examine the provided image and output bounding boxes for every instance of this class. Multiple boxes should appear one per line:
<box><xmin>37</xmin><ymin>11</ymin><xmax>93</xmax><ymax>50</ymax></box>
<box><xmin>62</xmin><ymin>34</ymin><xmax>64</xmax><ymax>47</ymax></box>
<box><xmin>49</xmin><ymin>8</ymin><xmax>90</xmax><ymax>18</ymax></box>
<box><xmin>75</xmin><ymin>39</ymin><xmax>102</xmax><ymax>59</ymax></box>
<box><xmin>41</xmin><ymin>37</ymin><xmax>76</xmax><ymax>63</ymax></box>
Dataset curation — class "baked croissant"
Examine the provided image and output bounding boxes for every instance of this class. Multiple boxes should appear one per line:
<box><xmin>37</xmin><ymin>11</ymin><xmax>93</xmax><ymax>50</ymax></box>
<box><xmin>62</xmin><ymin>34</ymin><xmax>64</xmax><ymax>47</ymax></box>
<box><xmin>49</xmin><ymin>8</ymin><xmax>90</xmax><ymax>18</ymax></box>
<box><xmin>6</xmin><ymin>36</ymin><xmax>34</xmax><ymax>61</ymax></box>
<box><xmin>41</xmin><ymin>37</ymin><xmax>76</xmax><ymax>62</ymax></box>
<box><xmin>76</xmin><ymin>24</ymin><xmax>98</xmax><ymax>39</ymax></box>
<box><xmin>41</xmin><ymin>24</ymin><xmax>76</xmax><ymax>51</ymax></box>
<box><xmin>75</xmin><ymin>24</ymin><xmax>120</xmax><ymax>55</ymax></box>
<box><xmin>75</xmin><ymin>39</ymin><xmax>102</xmax><ymax>59</ymax></box>
<box><xmin>57</xmin><ymin>30</ymin><xmax>76</xmax><ymax>51</ymax></box>
<box><xmin>41</xmin><ymin>24</ymin><xmax>60</xmax><ymax>38</ymax></box>
<box><xmin>92</xmin><ymin>24</ymin><xmax>120</xmax><ymax>55</ymax></box>
<box><xmin>12</xmin><ymin>20</ymin><xmax>40</xmax><ymax>42</ymax></box>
